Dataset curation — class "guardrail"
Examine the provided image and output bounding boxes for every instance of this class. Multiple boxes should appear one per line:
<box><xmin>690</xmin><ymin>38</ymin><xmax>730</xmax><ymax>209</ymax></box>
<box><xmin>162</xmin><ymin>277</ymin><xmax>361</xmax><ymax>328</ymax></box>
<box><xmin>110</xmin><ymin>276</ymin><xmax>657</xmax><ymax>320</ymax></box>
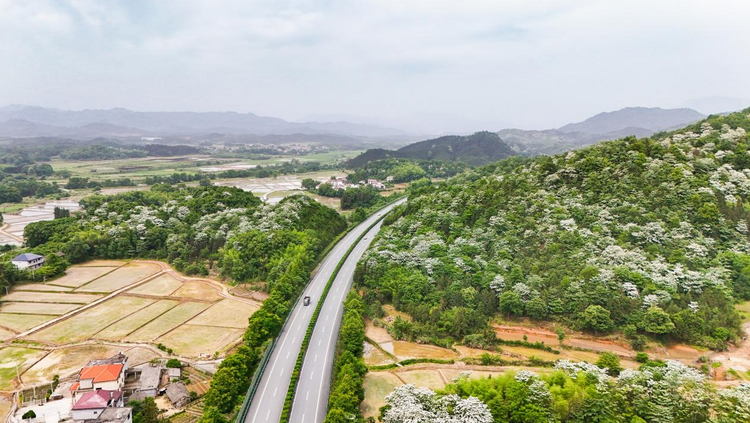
<box><xmin>234</xmin><ymin>196</ymin><xmax>406</xmax><ymax>423</ymax></box>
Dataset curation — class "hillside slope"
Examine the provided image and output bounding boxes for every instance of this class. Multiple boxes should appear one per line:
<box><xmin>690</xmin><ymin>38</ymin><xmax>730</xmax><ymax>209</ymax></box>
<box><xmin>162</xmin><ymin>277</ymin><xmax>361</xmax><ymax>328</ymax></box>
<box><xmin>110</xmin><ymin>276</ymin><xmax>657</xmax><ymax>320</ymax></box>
<box><xmin>348</xmin><ymin>131</ymin><xmax>517</xmax><ymax>167</ymax></box>
<box><xmin>358</xmin><ymin>109</ymin><xmax>750</xmax><ymax>351</ymax></box>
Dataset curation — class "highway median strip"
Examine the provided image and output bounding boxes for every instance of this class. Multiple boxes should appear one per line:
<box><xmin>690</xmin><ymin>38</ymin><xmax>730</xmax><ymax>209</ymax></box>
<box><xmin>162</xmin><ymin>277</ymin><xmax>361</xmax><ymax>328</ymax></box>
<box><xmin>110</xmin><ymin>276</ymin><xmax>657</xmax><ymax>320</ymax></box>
<box><xmin>280</xmin><ymin>204</ymin><xmax>398</xmax><ymax>422</ymax></box>
<box><xmin>235</xmin><ymin>196</ymin><xmax>405</xmax><ymax>423</ymax></box>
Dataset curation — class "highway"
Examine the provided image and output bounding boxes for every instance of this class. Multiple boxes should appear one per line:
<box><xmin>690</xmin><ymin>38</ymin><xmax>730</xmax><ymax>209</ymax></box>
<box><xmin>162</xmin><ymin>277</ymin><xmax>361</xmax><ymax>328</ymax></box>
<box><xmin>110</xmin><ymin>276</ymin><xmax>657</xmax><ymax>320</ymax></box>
<box><xmin>244</xmin><ymin>198</ymin><xmax>405</xmax><ymax>423</ymax></box>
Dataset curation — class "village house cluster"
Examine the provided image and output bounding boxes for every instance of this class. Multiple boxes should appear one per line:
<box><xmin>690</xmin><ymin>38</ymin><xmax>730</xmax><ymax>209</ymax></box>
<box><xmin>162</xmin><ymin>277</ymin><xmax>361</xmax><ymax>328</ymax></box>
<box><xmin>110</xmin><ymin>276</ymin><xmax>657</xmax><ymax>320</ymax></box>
<box><xmin>14</xmin><ymin>353</ymin><xmax>193</xmax><ymax>423</ymax></box>
<box><xmin>316</xmin><ymin>176</ymin><xmax>389</xmax><ymax>191</ymax></box>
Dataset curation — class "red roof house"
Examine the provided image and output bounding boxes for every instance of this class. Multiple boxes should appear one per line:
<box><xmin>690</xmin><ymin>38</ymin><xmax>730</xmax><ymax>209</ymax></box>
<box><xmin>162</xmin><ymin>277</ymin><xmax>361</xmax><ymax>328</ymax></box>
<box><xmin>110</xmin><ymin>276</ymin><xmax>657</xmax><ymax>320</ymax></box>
<box><xmin>74</xmin><ymin>364</ymin><xmax>126</xmax><ymax>397</ymax></box>
<box><xmin>72</xmin><ymin>390</ymin><xmax>124</xmax><ymax>421</ymax></box>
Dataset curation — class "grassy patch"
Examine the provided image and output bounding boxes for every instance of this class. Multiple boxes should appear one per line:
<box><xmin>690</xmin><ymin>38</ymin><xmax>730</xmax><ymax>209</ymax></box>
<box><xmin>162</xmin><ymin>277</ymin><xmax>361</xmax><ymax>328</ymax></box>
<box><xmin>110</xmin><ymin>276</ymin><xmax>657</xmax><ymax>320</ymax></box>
<box><xmin>124</xmin><ymin>301</ymin><xmax>210</xmax><ymax>342</ymax></box>
<box><xmin>156</xmin><ymin>324</ymin><xmax>244</xmax><ymax>357</ymax></box>
<box><xmin>0</xmin><ymin>302</ymin><xmax>80</xmax><ymax>315</ymax></box>
<box><xmin>21</xmin><ymin>344</ymin><xmax>123</xmax><ymax>385</ymax></box>
<box><xmin>28</xmin><ymin>296</ymin><xmax>154</xmax><ymax>344</ymax></box>
<box><xmin>187</xmin><ymin>299</ymin><xmax>258</xmax><ymax>329</ymax></box>
<box><xmin>75</xmin><ymin>262</ymin><xmax>161</xmax><ymax>292</ymax></box>
<box><xmin>93</xmin><ymin>299</ymin><xmax>179</xmax><ymax>340</ymax></box>
<box><xmin>1</xmin><ymin>291</ymin><xmax>102</xmax><ymax>304</ymax></box>
<box><xmin>0</xmin><ymin>346</ymin><xmax>48</xmax><ymax>390</ymax></box>
<box><xmin>128</xmin><ymin>274</ymin><xmax>183</xmax><ymax>296</ymax></box>
<box><xmin>361</xmin><ymin>372</ymin><xmax>402</xmax><ymax>419</ymax></box>
<box><xmin>48</xmin><ymin>266</ymin><xmax>121</xmax><ymax>288</ymax></box>
<box><xmin>0</xmin><ymin>314</ymin><xmax>54</xmax><ymax>332</ymax></box>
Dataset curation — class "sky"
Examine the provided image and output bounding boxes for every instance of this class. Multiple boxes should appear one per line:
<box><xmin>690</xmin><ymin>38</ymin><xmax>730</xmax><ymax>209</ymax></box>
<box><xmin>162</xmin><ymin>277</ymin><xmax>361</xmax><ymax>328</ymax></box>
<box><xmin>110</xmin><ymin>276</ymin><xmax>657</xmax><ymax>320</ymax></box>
<box><xmin>1</xmin><ymin>0</ymin><xmax>749</xmax><ymax>133</ymax></box>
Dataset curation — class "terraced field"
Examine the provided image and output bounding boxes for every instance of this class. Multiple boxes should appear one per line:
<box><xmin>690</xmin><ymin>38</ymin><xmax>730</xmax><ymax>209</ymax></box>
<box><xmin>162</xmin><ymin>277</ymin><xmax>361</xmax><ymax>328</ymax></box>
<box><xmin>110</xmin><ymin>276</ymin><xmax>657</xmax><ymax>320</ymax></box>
<box><xmin>0</xmin><ymin>260</ymin><xmax>262</xmax><ymax>393</ymax></box>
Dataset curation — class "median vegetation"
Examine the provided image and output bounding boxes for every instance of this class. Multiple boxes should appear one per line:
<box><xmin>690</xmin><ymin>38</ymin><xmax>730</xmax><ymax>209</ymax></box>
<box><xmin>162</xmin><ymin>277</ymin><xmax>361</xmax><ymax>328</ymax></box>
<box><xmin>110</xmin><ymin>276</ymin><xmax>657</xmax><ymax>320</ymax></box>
<box><xmin>324</xmin><ymin>291</ymin><xmax>367</xmax><ymax>422</ymax></box>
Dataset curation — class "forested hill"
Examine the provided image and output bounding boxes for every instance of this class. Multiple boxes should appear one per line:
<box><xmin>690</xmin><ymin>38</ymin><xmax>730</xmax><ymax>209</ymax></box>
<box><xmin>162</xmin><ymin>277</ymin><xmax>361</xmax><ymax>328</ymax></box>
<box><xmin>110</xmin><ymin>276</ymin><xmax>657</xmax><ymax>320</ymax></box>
<box><xmin>359</xmin><ymin>109</ymin><xmax>750</xmax><ymax>351</ymax></box>
<box><xmin>347</xmin><ymin>131</ymin><xmax>517</xmax><ymax>167</ymax></box>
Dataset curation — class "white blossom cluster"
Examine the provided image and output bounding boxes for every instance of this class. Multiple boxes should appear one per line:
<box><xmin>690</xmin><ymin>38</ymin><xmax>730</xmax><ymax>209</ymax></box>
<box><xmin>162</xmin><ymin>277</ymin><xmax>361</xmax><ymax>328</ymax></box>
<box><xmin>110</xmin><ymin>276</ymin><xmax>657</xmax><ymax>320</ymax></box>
<box><xmin>382</xmin><ymin>384</ymin><xmax>493</xmax><ymax>423</ymax></box>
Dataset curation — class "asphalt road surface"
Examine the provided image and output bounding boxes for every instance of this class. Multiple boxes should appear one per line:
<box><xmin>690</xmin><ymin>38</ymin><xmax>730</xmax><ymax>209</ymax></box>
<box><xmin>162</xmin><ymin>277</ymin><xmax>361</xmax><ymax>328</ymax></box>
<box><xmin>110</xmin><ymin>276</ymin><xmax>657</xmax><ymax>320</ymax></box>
<box><xmin>245</xmin><ymin>198</ymin><xmax>405</xmax><ymax>423</ymax></box>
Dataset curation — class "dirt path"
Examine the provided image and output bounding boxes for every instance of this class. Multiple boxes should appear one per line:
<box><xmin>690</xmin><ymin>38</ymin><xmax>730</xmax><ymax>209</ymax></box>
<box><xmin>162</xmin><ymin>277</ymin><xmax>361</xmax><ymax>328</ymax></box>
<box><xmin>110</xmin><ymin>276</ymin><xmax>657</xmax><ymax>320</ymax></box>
<box><xmin>0</xmin><ymin>222</ymin><xmax>23</xmax><ymax>243</ymax></box>
<box><xmin>711</xmin><ymin>321</ymin><xmax>750</xmax><ymax>372</ymax></box>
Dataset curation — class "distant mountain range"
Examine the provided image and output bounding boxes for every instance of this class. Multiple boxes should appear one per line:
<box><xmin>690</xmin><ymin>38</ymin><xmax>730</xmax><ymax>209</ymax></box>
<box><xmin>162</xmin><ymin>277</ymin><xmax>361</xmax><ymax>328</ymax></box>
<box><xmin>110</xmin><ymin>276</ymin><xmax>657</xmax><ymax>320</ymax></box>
<box><xmin>503</xmin><ymin>107</ymin><xmax>706</xmax><ymax>155</ymax></box>
<box><xmin>0</xmin><ymin>105</ymin><xmax>409</xmax><ymax>139</ymax></box>
<box><xmin>348</xmin><ymin>107</ymin><xmax>710</xmax><ymax>166</ymax></box>
<box><xmin>347</xmin><ymin>131</ymin><xmax>517</xmax><ymax>167</ymax></box>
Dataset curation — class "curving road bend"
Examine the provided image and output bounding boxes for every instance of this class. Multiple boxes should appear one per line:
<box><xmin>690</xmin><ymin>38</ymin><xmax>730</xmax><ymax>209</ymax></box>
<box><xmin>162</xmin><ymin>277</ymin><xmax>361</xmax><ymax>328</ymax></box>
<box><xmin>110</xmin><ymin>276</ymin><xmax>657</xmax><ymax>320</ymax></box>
<box><xmin>245</xmin><ymin>198</ymin><xmax>405</xmax><ymax>423</ymax></box>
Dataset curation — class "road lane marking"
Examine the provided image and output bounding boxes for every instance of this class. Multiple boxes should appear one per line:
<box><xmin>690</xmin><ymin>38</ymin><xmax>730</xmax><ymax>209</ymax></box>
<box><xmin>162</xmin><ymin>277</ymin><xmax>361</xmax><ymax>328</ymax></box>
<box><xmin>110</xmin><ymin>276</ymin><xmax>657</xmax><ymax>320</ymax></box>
<box><xmin>251</xmin><ymin>299</ymin><xmax>306</xmax><ymax>422</ymax></box>
<box><xmin>315</xmin><ymin>354</ymin><xmax>318</xmax><ymax>362</ymax></box>
<box><xmin>274</xmin><ymin>387</ymin><xmax>277</xmax><ymax>397</ymax></box>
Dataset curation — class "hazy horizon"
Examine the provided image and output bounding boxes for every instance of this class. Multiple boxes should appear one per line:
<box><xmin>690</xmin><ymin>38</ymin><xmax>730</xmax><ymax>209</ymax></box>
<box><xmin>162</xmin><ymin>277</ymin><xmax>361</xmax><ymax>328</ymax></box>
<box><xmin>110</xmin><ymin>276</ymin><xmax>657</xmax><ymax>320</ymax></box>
<box><xmin>1</xmin><ymin>1</ymin><xmax>749</xmax><ymax>134</ymax></box>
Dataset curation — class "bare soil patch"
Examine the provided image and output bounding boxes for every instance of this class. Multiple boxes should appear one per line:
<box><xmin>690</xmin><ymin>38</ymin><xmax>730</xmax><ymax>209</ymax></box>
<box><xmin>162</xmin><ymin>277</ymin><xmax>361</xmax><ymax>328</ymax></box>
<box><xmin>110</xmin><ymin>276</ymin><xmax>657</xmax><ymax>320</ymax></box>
<box><xmin>49</xmin><ymin>266</ymin><xmax>120</xmax><ymax>288</ymax></box>
<box><xmin>75</xmin><ymin>262</ymin><xmax>161</xmax><ymax>292</ymax></box>
<box><xmin>28</xmin><ymin>296</ymin><xmax>154</xmax><ymax>344</ymax></box>
<box><xmin>124</xmin><ymin>302</ymin><xmax>209</xmax><ymax>342</ymax></box>
<box><xmin>365</xmin><ymin>319</ymin><xmax>394</xmax><ymax>344</ymax></box>
<box><xmin>93</xmin><ymin>299</ymin><xmax>179</xmax><ymax>340</ymax></box>
<box><xmin>171</xmin><ymin>281</ymin><xmax>223</xmax><ymax>302</ymax></box>
<box><xmin>391</xmin><ymin>341</ymin><xmax>458</xmax><ymax>361</ymax></box>
<box><xmin>187</xmin><ymin>299</ymin><xmax>258</xmax><ymax>329</ymax></box>
<box><xmin>21</xmin><ymin>344</ymin><xmax>123</xmax><ymax>385</ymax></box>
<box><xmin>1</xmin><ymin>291</ymin><xmax>102</xmax><ymax>304</ymax></box>
<box><xmin>0</xmin><ymin>302</ymin><xmax>80</xmax><ymax>315</ymax></box>
<box><xmin>128</xmin><ymin>274</ymin><xmax>182</xmax><ymax>296</ymax></box>
<box><xmin>156</xmin><ymin>324</ymin><xmax>244</xmax><ymax>357</ymax></box>
<box><xmin>12</xmin><ymin>284</ymin><xmax>72</xmax><ymax>292</ymax></box>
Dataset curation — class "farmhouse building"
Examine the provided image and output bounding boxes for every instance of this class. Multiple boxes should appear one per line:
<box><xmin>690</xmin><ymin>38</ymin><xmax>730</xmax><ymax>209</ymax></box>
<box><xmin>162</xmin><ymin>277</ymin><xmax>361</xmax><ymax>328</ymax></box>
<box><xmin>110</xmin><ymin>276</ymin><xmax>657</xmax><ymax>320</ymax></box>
<box><xmin>124</xmin><ymin>363</ymin><xmax>163</xmax><ymax>398</ymax></box>
<box><xmin>72</xmin><ymin>390</ymin><xmax>124</xmax><ymax>421</ymax></box>
<box><xmin>85</xmin><ymin>407</ymin><xmax>133</xmax><ymax>423</ymax></box>
<box><xmin>71</xmin><ymin>354</ymin><xmax>128</xmax><ymax>400</ymax></box>
<box><xmin>11</xmin><ymin>253</ymin><xmax>45</xmax><ymax>270</ymax></box>
<box><xmin>165</xmin><ymin>382</ymin><xmax>191</xmax><ymax>408</ymax></box>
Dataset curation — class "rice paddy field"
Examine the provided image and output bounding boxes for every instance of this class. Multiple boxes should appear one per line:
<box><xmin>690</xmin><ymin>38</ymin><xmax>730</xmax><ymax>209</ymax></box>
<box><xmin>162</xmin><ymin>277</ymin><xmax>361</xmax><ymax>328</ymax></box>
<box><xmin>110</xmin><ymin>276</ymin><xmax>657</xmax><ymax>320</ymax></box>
<box><xmin>0</xmin><ymin>259</ymin><xmax>262</xmax><ymax>392</ymax></box>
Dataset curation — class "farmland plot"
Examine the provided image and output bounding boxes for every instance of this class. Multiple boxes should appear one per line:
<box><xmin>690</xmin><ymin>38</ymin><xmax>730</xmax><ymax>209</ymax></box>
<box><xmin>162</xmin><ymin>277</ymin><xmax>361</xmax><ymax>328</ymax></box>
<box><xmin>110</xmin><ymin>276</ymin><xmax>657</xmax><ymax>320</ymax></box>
<box><xmin>124</xmin><ymin>302</ymin><xmax>209</xmax><ymax>342</ymax></box>
<box><xmin>0</xmin><ymin>291</ymin><xmax>102</xmax><ymax>304</ymax></box>
<box><xmin>156</xmin><ymin>324</ymin><xmax>244</xmax><ymax>356</ymax></box>
<box><xmin>128</xmin><ymin>274</ymin><xmax>182</xmax><ymax>297</ymax></box>
<box><xmin>28</xmin><ymin>296</ymin><xmax>154</xmax><ymax>344</ymax></box>
<box><xmin>93</xmin><ymin>299</ymin><xmax>179</xmax><ymax>340</ymax></box>
<box><xmin>75</xmin><ymin>263</ymin><xmax>161</xmax><ymax>293</ymax></box>
<box><xmin>48</xmin><ymin>266</ymin><xmax>120</xmax><ymax>288</ymax></box>
<box><xmin>0</xmin><ymin>314</ymin><xmax>53</xmax><ymax>332</ymax></box>
<box><xmin>0</xmin><ymin>302</ymin><xmax>80</xmax><ymax>315</ymax></box>
<box><xmin>171</xmin><ymin>281</ymin><xmax>222</xmax><ymax>302</ymax></box>
<box><xmin>187</xmin><ymin>299</ymin><xmax>257</xmax><ymax>328</ymax></box>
